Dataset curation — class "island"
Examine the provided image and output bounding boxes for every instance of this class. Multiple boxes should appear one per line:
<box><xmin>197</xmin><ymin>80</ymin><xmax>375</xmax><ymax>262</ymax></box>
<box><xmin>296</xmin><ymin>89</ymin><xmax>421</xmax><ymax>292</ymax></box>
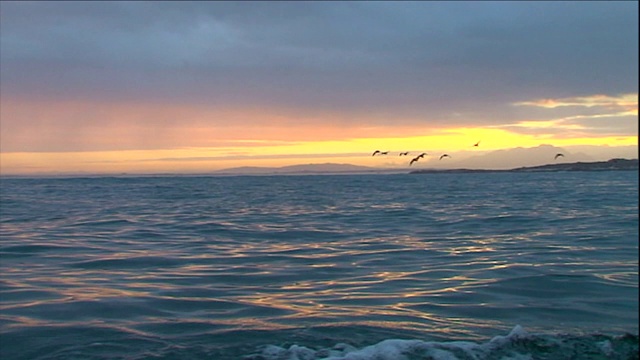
<box><xmin>410</xmin><ymin>158</ymin><xmax>639</xmax><ymax>174</ymax></box>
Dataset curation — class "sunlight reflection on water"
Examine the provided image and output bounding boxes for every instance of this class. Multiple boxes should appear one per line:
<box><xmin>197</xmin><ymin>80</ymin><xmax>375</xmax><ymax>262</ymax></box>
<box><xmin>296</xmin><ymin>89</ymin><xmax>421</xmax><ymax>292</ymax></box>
<box><xmin>0</xmin><ymin>172</ymin><xmax>637</xmax><ymax>358</ymax></box>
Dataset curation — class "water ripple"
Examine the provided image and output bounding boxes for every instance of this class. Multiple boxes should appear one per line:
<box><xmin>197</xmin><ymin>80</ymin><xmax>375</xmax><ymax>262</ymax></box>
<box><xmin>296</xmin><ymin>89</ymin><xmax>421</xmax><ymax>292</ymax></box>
<box><xmin>1</xmin><ymin>172</ymin><xmax>637</xmax><ymax>358</ymax></box>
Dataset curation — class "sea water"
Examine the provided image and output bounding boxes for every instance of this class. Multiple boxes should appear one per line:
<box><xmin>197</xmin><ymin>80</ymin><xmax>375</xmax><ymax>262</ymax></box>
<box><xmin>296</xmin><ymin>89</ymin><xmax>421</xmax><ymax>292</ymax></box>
<box><xmin>0</xmin><ymin>171</ymin><xmax>637</xmax><ymax>359</ymax></box>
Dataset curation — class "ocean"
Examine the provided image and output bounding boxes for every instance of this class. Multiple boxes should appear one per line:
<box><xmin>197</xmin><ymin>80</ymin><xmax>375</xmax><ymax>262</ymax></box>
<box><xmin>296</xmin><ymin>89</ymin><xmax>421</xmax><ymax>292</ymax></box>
<box><xmin>0</xmin><ymin>171</ymin><xmax>638</xmax><ymax>360</ymax></box>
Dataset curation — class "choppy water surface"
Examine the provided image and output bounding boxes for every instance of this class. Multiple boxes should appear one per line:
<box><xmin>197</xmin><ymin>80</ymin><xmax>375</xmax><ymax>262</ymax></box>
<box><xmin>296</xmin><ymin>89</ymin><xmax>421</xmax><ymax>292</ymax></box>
<box><xmin>1</xmin><ymin>171</ymin><xmax>638</xmax><ymax>359</ymax></box>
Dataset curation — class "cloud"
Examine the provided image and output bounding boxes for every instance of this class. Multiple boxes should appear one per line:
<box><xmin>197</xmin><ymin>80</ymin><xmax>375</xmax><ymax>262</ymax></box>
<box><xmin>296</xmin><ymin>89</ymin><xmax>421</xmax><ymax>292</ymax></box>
<box><xmin>513</xmin><ymin>94</ymin><xmax>638</xmax><ymax>111</ymax></box>
<box><xmin>1</xmin><ymin>2</ymin><xmax>637</xmax><ymax>160</ymax></box>
<box><xmin>503</xmin><ymin>93</ymin><xmax>638</xmax><ymax>136</ymax></box>
<box><xmin>2</xmin><ymin>2</ymin><xmax>637</xmax><ymax>115</ymax></box>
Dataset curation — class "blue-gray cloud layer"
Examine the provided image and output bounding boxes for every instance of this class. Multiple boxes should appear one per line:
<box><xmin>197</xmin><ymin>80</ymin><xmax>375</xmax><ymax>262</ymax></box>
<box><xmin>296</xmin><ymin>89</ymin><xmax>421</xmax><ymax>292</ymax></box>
<box><xmin>1</xmin><ymin>1</ymin><xmax>638</xmax><ymax>125</ymax></box>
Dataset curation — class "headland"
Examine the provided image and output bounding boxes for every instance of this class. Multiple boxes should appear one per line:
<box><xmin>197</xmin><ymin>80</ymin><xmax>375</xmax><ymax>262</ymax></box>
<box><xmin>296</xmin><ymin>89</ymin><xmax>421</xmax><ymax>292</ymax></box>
<box><xmin>410</xmin><ymin>158</ymin><xmax>638</xmax><ymax>174</ymax></box>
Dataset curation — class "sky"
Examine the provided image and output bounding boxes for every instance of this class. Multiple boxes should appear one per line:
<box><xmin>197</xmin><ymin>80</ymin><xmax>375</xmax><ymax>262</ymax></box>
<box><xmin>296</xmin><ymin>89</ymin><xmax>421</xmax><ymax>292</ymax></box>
<box><xmin>1</xmin><ymin>1</ymin><xmax>638</xmax><ymax>175</ymax></box>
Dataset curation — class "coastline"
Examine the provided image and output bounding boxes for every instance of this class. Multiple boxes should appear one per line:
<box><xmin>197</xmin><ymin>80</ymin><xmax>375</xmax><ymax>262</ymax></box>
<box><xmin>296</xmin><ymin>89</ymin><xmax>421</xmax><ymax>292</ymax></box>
<box><xmin>410</xmin><ymin>158</ymin><xmax>639</xmax><ymax>174</ymax></box>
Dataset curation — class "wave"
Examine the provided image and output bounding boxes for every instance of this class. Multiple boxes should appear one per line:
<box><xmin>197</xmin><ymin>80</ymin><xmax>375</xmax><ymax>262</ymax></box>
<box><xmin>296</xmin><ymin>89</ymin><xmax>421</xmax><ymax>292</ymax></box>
<box><xmin>243</xmin><ymin>326</ymin><xmax>639</xmax><ymax>360</ymax></box>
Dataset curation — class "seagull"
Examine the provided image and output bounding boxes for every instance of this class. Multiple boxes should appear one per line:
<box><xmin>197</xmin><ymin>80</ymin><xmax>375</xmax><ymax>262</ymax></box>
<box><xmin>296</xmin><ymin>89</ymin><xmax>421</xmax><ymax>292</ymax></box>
<box><xmin>554</xmin><ymin>153</ymin><xmax>564</xmax><ymax>160</ymax></box>
<box><xmin>399</xmin><ymin>152</ymin><xmax>410</xmax><ymax>156</ymax></box>
<box><xmin>372</xmin><ymin>150</ymin><xmax>388</xmax><ymax>156</ymax></box>
<box><xmin>439</xmin><ymin>154</ymin><xmax>451</xmax><ymax>160</ymax></box>
<box><xmin>473</xmin><ymin>141</ymin><xmax>481</xmax><ymax>147</ymax></box>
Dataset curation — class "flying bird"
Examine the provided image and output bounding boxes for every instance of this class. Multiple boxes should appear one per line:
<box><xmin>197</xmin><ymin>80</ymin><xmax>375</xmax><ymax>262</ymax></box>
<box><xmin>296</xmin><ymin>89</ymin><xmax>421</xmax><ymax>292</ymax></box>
<box><xmin>439</xmin><ymin>154</ymin><xmax>451</xmax><ymax>160</ymax></box>
<box><xmin>410</xmin><ymin>153</ymin><xmax>427</xmax><ymax>166</ymax></box>
<box><xmin>554</xmin><ymin>153</ymin><xmax>564</xmax><ymax>160</ymax></box>
<box><xmin>372</xmin><ymin>150</ymin><xmax>388</xmax><ymax>156</ymax></box>
<box><xmin>473</xmin><ymin>141</ymin><xmax>481</xmax><ymax>147</ymax></box>
<box><xmin>399</xmin><ymin>152</ymin><xmax>410</xmax><ymax>156</ymax></box>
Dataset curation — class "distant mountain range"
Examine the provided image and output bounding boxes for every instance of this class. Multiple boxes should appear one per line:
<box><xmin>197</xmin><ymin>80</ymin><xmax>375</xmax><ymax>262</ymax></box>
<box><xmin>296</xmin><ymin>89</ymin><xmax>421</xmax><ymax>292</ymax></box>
<box><xmin>425</xmin><ymin>144</ymin><xmax>594</xmax><ymax>170</ymax></box>
<box><xmin>212</xmin><ymin>144</ymin><xmax>638</xmax><ymax>175</ymax></box>
<box><xmin>213</xmin><ymin>163</ymin><xmax>398</xmax><ymax>175</ymax></box>
<box><xmin>213</xmin><ymin>158</ymin><xmax>638</xmax><ymax>176</ymax></box>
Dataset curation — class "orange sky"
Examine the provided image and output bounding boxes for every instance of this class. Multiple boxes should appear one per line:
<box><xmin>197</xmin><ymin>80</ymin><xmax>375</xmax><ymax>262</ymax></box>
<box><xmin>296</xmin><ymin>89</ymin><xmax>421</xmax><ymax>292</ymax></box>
<box><xmin>1</xmin><ymin>2</ymin><xmax>637</xmax><ymax>175</ymax></box>
<box><xmin>1</xmin><ymin>93</ymin><xmax>637</xmax><ymax>175</ymax></box>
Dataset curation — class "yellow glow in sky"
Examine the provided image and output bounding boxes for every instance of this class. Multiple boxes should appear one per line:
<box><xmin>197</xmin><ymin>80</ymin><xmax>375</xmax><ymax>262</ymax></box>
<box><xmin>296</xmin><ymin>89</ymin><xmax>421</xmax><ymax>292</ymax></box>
<box><xmin>1</xmin><ymin>126</ymin><xmax>636</xmax><ymax>175</ymax></box>
<box><xmin>1</xmin><ymin>92</ymin><xmax>637</xmax><ymax>175</ymax></box>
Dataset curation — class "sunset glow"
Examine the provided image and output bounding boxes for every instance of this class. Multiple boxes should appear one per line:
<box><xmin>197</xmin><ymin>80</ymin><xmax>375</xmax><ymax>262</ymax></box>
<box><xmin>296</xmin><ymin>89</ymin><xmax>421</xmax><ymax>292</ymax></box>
<box><xmin>2</xmin><ymin>125</ymin><xmax>636</xmax><ymax>175</ymax></box>
<box><xmin>1</xmin><ymin>2</ymin><xmax>637</xmax><ymax>175</ymax></box>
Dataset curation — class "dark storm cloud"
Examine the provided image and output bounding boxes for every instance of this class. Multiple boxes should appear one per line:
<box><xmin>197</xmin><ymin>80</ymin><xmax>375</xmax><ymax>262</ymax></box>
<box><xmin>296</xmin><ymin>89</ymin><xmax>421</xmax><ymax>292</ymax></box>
<box><xmin>1</xmin><ymin>1</ymin><xmax>638</xmax><ymax>125</ymax></box>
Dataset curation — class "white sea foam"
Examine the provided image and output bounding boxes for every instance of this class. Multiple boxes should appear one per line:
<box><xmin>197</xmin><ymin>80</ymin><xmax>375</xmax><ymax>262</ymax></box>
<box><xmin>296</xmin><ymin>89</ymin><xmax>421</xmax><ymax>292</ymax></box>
<box><xmin>247</xmin><ymin>325</ymin><xmax>534</xmax><ymax>360</ymax></box>
<box><xmin>243</xmin><ymin>325</ymin><xmax>639</xmax><ymax>360</ymax></box>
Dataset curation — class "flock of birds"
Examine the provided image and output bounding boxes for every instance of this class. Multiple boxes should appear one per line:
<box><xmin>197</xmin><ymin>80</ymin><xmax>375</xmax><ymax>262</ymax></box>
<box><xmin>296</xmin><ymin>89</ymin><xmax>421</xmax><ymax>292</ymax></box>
<box><xmin>371</xmin><ymin>141</ymin><xmax>565</xmax><ymax>166</ymax></box>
